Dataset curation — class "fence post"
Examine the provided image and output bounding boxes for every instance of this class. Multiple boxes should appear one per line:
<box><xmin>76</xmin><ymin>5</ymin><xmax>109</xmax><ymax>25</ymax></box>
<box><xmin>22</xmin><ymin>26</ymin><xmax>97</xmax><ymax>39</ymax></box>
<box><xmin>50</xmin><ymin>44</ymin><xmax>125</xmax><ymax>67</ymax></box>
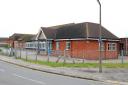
<box><xmin>14</xmin><ymin>48</ymin><xmax>16</xmax><ymax>59</ymax></box>
<box><xmin>47</xmin><ymin>49</ymin><xmax>50</xmax><ymax>62</ymax></box>
<box><xmin>82</xmin><ymin>50</ymin><xmax>85</xmax><ymax>63</ymax></box>
<box><xmin>121</xmin><ymin>50</ymin><xmax>124</xmax><ymax>64</ymax></box>
<box><xmin>36</xmin><ymin>49</ymin><xmax>38</xmax><ymax>62</ymax></box>
<box><xmin>6</xmin><ymin>48</ymin><xmax>8</xmax><ymax>56</ymax></box>
<box><xmin>19</xmin><ymin>47</ymin><xmax>21</xmax><ymax>59</ymax></box>
<box><xmin>55</xmin><ymin>51</ymin><xmax>61</xmax><ymax>63</ymax></box>
<box><xmin>25</xmin><ymin>49</ymin><xmax>28</xmax><ymax>61</ymax></box>
<box><xmin>63</xmin><ymin>50</ymin><xmax>66</xmax><ymax>64</ymax></box>
<box><xmin>35</xmin><ymin>40</ymin><xmax>39</xmax><ymax>62</ymax></box>
<box><xmin>9</xmin><ymin>48</ymin><xmax>11</xmax><ymax>57</ymax></box>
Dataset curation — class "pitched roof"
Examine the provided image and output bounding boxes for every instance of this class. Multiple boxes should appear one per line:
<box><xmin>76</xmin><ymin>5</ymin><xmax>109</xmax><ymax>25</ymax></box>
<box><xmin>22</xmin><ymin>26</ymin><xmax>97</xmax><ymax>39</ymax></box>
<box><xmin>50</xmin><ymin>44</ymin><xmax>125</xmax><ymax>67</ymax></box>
<box><xmin>9</xmin><ymin>33</ymin><xmax>35</xmax><ymax>41</ymax></box>
<box><xmin>41</xmin><ymin>27</ymin><xmax>57</xmax><ymax>39</ymax></box>
<box><xmin>41</xmin><ymin>22</ymin><xmax>119</xmax><ymax>40</ymax></box>
<box><xmin>0</xmin><ymin>37</ymin><xmax>9</xmax><ymax>42</ymax></box>
<box><xmin>41</xmin><ymin>23</ymin><xmax>74</xmax><ymax>39</ymax></box>
<box><xmin>30</xmin><ymin>35</ymin><xmax>37</xmax><ymax>41</ymax></box>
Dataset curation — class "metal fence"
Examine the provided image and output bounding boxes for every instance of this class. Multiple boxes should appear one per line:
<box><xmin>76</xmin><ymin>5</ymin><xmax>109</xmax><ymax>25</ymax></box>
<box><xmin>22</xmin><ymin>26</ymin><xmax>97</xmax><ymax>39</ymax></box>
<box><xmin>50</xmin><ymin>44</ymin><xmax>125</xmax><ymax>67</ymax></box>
<box><xmin>0</xmin><ymin>47</ymin><xmax>128</xmax><ymax>64</ymax></box>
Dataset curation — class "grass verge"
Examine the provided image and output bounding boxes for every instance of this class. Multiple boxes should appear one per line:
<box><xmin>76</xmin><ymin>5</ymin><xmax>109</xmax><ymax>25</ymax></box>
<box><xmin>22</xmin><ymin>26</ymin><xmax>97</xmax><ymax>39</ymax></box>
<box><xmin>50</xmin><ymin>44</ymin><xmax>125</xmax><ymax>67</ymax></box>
<box><xmin>16</xmin><ymin>58</ymin><xmax>128</xmax><ymax>68</ymax></box>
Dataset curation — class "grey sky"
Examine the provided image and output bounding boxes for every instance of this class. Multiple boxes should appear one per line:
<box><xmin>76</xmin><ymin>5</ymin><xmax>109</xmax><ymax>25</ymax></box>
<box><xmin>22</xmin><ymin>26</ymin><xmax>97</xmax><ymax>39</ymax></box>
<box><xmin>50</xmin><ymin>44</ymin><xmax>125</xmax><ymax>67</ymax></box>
<box><xmin>0</xmin><ymin>0</ymin><xmax>128</xmax><ymax>38</ymax></box>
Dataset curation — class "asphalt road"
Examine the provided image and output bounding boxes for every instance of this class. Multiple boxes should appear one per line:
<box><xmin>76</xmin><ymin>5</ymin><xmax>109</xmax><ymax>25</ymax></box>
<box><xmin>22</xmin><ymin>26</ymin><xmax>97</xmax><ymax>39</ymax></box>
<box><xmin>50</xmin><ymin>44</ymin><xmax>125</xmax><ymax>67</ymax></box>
<box><xmin>0</xmin><ymin>61</ymin><xmax>111</xmax><ymax>85</ymax></box>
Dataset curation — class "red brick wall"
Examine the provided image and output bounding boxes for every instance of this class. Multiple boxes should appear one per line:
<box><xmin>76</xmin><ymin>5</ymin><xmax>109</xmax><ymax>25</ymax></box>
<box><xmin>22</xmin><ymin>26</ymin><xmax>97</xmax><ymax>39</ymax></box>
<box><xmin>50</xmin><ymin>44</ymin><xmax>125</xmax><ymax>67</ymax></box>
<box><xmin>52</xmin><ymin>40</ymin><xmax>56</xmax><ymax>50</ymax></box>
<box><xmin>9</xmin><ymin>40</ymin><xmax>25</xmax><ymax>48</ymax></box>
<box><xmin>71</xmin><ymin>40</ymin><xmax>100</xmax><ymax>59</ymax></box>
<box><xmin>52</xmin><ymin>40</ymin><xmax>119</xmax><ymax>60</ymax></box>
<box><xmin>59</xmin><ymin>41</ymin><xmax>66</xmax><ymax>51</ymax></box>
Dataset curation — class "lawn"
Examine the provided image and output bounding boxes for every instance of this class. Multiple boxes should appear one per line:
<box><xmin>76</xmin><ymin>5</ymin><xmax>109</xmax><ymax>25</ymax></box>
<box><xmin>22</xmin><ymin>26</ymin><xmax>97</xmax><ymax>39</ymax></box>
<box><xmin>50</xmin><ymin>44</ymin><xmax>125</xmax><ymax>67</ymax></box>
<box><xmin>18</xmin><ymin>58</ymin><xmax>128</xmax><ymax>68</ymax></box>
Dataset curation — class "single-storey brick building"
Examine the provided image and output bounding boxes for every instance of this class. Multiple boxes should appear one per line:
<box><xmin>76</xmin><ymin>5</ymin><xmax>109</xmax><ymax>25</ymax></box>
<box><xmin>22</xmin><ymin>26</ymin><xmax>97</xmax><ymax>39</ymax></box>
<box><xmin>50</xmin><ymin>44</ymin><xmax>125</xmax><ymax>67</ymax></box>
<box><xmin>9</xmin><ymin>33</ymin><xmax>35</xmax><ymax>48</ymax></box>
<box><xmin>0</xmin><ymin>37</ymin><xmax>9</xmax><ymax>47</ymax></box>
<box><xmin>36</xmin><ymin>22</ymin><xmax>119</xmax><ymax>60</ymax></box>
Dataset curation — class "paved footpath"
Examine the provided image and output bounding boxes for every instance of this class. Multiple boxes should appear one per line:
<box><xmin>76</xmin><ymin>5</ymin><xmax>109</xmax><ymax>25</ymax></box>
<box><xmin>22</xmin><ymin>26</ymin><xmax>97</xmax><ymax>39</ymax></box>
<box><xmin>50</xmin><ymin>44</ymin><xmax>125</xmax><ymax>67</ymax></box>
<box><xmin>0</xmin><ymin>55</ymin><xmax>128</xmax><ymax>85</ymax></box>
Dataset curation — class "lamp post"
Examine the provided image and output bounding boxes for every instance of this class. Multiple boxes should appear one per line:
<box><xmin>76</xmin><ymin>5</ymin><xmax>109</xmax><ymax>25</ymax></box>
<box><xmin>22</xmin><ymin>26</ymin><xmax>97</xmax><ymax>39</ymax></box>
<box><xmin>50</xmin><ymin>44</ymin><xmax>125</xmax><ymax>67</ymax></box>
<box><xmin>126</xmin><ymin>38</ymin><xmax>127</xmax><ymax>55</ymax></box>
<box><xmin>97</xmin><ymin>0</ymin><xmax>102</xmax><ymax>73</ymax></box>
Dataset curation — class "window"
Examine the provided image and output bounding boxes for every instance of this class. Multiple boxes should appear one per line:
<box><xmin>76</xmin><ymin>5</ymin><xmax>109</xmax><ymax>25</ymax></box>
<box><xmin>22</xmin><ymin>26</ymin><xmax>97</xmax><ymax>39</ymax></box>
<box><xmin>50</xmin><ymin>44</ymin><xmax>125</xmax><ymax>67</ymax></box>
<box><xmin>99</xmin><ymin>42</ymin><xmax>104</xmax><ymax>51</ymax></box>
<box><xmin>49</xmin><ymin>41</ymin><xmax>52</xmax><ymax>50</ymax></box>
<box><xmin>34</xmin><ymin>42</ymin><xmax>37</xmax><ymax>48</ymax></box>
<box><xmin>27</xmin><ymin>43</ymin><xmax>29</xmax><ymax>47</ymax></box>
<box><xmin>25</xmin><ymin>43</ymin><xmax>28</xmax><ymax>48</ymax></box>
<box><xmin>56</xmin><ymin>41</ymin><xmax>59</xmax><ymax>50</ymax></box>
<box><xmin>39</xmin><ymin>43</ymin><xmax>41</xmax><ymax>49</ymax></box>
<box><xmin>41</xmin><ymin>43</ymin><xmax>45</xmax><ymax>48</ymax></box>
<box><xmin>38</xmin><ymin>42</ymin><xmax>46</xmax><ymax>50</ymax></box>
<box><xmin>66</xmin><ymin>41</ymin><xmax>71</xmax><ymax>50</ymax></box>
<box><xmin>35</xmin><ymin>43</ymin><xmax>38</xmax><ymax>48</ymax></box>
<box><xmin>107</xmin><ymin>43</ymin><xmax>116</xmax><ymax>51</ymax></box>
<box><xmin>29</xmin><ymin>43</ymin><xmax>30</xmax><ymax>48</ymax></box>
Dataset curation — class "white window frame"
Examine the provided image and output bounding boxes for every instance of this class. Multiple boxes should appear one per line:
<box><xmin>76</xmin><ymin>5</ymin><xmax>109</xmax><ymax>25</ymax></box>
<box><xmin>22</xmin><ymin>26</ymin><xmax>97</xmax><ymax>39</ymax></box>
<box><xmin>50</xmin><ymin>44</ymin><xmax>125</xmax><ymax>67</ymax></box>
<box><xmin>27</xmin><ymin>43</ymin><xmax>29</xmax><ymax>47</ymax></box>
<box><xmin>49</xmin><ymin>41</ymin><xmax>52</xmax><ymax>50</ymax></box>
<box><xmin>56</xmin><ymin>41</ymin><xmax>59</xmax><ymax>50</ymax></box>
<box><xmin>34</xmin><ymin>42</ymin><xmax>36</xmax><ymax>48</ymax></box>
<box><xmin>25</xmin><ymin>43</ymin><xmax>27</xmax><ymax>47</ymax></box>
<box><xmin>35</xmin><ymin>42</ymin><xmax>38</xmax><ymax>48</ymax></box>
<box><xmin>107</xmin><ymin>43</ymin><xmax>116</xmax><ymax>51</ymax></box>
<box><xmin>43</xmin><ymin>42</ymin><xmax>46</xmax><ymax>49</ymax></box>
<box><xmin>66</xmin><ymin>41</ymin><xmax>71</xmax><ymax>50</ymax></box>
<box><xmin>39</xmin><ymin>43</ymin><xmax>41</xmax><ymax>49</ymax></box>
<box><xmin>99</xmin><ymin>42</ymin><xmax>105</xmax><ymax>51</ymax></box>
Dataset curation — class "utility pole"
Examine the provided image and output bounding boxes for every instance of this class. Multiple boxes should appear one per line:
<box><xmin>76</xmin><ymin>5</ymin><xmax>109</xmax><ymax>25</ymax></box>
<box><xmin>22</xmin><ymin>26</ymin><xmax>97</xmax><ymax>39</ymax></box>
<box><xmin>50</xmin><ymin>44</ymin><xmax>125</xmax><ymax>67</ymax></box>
<box><xmin>97</xmin><ymin>0</ymin><xmax>102</xmax><ymax>73</ymax></box>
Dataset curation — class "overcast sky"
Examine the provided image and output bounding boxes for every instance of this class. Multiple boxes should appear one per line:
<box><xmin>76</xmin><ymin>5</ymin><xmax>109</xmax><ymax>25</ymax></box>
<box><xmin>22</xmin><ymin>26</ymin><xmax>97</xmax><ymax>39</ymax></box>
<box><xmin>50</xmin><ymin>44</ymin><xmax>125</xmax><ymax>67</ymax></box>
<box><xmin>0</xmin><ymin>0</ymin><xmax>128</xmax><ymax>38</ymax></box>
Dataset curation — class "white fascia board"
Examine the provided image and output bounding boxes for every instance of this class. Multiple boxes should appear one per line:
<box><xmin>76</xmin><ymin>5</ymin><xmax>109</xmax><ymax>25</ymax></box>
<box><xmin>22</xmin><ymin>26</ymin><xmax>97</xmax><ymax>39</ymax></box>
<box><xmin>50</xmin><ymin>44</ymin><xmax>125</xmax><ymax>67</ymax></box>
<box><xmin>54</xmin><ymin>38</ymin><xmax>119</xmax><ymax>41</ymax></box>
<box><xmin>55</xmin><ymin>38</ymin><xmax>87</xmax><ymax>41</ymax></box>
<box><xmin>35</xmin><ymin>29</ymin><xmax>41</xmax><ymax>40</ymax></box>
<box><xmin>41</xmin><ymin>28</ymin><xmax>47</xmax><ymax>39</ymax></box>
<box><xmin>55</xmin><ymin>38</ymin><xmax>93</xmax><ymax>41</ymax></box>
<box><xmin>47</xmin><ymin>39</ymin><xmax>53</xmax><ymax>40</ymax></box>
<box><xmin>107</xmin><ymin>39</ymin><xmax>120</xmax><ymax>42</ymax></box>
<box><xmin>36</xmin><ymin>28</ymin><xmax>47</xmax><ymax>40</ymax></box>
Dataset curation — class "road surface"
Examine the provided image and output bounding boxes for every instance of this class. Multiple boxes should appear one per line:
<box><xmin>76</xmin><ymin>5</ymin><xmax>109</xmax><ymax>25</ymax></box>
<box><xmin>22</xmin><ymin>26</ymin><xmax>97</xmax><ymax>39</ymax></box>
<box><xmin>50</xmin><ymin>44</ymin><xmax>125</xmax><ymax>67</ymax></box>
<box><xmin>0</xmin><ymin>60</ymin><xmax>111</xmax><ymax>85</ymax></box>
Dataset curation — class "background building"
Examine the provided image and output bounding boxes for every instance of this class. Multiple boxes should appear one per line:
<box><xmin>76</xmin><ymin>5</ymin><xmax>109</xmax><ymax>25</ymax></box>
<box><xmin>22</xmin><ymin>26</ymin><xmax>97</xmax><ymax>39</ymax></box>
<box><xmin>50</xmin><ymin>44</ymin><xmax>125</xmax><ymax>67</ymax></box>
<box><xmin>0</xmin><ymin>38</ymin><xmax>9</xmax><ymax>47</ymax></box>
<box><xmin>120</xmin><ymin>38</ymin><xmax>128</xmax><ymax>56</ymax></box>
<box><xmin>9</xmin><ymin>33</ymin><xmax>35</xmax><ymax>48</ymax></box>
